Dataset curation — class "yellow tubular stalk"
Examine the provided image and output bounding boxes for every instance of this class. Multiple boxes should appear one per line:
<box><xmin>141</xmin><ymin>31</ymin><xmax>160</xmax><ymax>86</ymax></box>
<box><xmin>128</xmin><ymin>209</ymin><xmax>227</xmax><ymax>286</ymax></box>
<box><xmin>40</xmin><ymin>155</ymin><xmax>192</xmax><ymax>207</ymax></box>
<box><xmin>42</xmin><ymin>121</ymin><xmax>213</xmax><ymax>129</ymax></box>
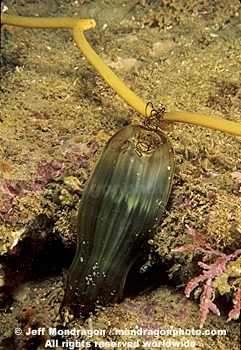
<box><xmin>2</xmin><ymin>12</ymin><xmax>79</xmax><ymax>29</ymax></box>
<box><xmin>73</xmin><ymin>21</ymin><xmax>147</xmax><ymax>117</ymax></box>
<box><xmin>164</xmin><ymin>111</ymin><xmax>241</xmax><ymax>135</ymax></box>
<box><xmin>1</xmin><ymin>13</ymin><xmax>241</xmax><ymax>136</ymax></box>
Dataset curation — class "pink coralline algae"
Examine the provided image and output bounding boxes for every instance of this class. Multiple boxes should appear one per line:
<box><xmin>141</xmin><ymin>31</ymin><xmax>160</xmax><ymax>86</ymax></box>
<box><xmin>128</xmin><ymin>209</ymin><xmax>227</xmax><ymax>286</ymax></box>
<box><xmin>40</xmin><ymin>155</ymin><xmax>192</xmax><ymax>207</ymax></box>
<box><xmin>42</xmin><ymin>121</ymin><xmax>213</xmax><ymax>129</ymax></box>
<box><xmin>122</xmin><ymin>293</ymin><xmax>191</xmax><ymax>340</ymax></box>
<box><xmin>0</xmin><ymin>160</ymin><xmax>65</xmax><ymax>221</ymax></box>
<box><xmin>172</xmin><ymin>225</ymin><xmax>241</xmax><ymax>327</ymax></box>
<box><xmin>122</xmin><ymin>300</ymin><xmax>165</xmax><ymax>341</ymax></box>
<box><xmin>0</xmin><ymin>180</ymin><xmax>32</xmax><ymax>221</ymax></box>
<box><xmin>0</xmin><ymin>139</ymin><xmax>100</xmax><ymax>222</ymax></box>
<box><xmin>36</xmin><ymin>159</ymin><xmax>65</xmax><ymax>184</ymax></box>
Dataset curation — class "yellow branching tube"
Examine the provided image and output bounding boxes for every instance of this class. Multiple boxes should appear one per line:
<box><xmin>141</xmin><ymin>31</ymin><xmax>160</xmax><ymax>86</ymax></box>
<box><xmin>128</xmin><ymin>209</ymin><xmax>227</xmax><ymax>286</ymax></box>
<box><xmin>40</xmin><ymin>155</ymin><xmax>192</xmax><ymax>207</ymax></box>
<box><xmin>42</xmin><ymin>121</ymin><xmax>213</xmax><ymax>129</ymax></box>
<box><xmin>1</xmin><ymin>13</ymin><xmax>241</xmax><ymax>136</ymax></box>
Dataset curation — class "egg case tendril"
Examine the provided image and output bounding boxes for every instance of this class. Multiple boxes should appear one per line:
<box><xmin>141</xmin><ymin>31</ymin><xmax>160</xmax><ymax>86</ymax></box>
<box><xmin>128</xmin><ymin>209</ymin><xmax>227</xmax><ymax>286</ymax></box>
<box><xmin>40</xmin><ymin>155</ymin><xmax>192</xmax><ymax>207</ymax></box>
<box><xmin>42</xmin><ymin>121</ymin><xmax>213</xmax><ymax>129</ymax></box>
<box><xmin>1</xmin><ymin>13</ymin><xmax>241</xmax><ymax>135</ymax></box>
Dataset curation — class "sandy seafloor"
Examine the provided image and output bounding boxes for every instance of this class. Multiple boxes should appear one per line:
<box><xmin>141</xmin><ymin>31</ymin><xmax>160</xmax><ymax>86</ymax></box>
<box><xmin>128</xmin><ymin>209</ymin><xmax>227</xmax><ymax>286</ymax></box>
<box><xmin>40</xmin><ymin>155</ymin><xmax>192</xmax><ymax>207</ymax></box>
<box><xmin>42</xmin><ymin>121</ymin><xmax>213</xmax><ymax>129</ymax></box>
<box><xmin>0</xmin><ymin>0</ymin><xmax>241</xmax><ymax>349</ymax></box>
